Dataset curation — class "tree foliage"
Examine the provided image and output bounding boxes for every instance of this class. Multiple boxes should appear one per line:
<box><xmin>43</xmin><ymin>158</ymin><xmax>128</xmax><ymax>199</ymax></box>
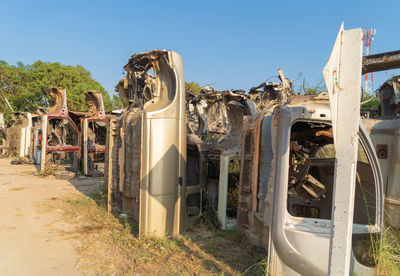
<box><xmin>111</xmin><ymin>94</ymin><xmax>124</xmax><ymax>109</ymax></box>
<box><xmin>303</xmin><ymin>80</ymin><xmax>326</xmax><ymax>95</ymax></box>
<box><xmin>0</xmin><ymin>60</ymin><xmax>114</xmax><ymax>124</ymax></box>
<box><xmin>361</xmin><ymin>93</ymin><xmax>380</xmax><ymax>109</ymax></box>
<box><xmin>185</xmin><ymin>81</ymin><xmax>201</xmax><ymax>95</ymax></box>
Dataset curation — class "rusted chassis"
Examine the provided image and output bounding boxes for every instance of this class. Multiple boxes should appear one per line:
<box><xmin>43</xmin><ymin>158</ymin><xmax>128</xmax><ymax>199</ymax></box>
<box><xmin>40</xmin><ymin>88</ymin><xmax>81</xmax><ymax>172</ymax></box>
<box><xmin>81</xmin><ymin>91</ymin><xmax>109</xmax><ymax>176</ymax></box>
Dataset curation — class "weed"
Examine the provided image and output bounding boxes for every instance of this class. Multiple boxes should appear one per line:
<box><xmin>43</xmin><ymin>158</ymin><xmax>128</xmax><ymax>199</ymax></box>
<box><xmin>375</xmin><ymin>227</ymin><xmax>400</xmax><ymax>275</ymax></box>
<box><xmin>243</xmin><ymin>256</ymin><xmax>268</xmax><ymax>276</ymax></box>
<box><xmin>200</xmin><ymin>203</ymin><xmax>220</xmax><ymax>230</ymax></box>
<box><xmin>38</xmin><ymin>165</ymin><xmax>57</xmax><ymax>177</ymax></box>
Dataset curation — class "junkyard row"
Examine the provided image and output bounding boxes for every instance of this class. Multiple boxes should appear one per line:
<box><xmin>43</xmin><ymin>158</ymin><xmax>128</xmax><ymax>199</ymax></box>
<box><xmin>1</xmin><ymin>25</ymin><xmax>400</xmax><ymax>275</ymax></box>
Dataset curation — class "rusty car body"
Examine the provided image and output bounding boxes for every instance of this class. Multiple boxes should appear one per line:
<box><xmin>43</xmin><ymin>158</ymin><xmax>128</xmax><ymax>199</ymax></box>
<box><xmin>35</xmin><ymin>87</ymin><xmax>110</xmax><ymax>176</ymax></box>
<box><xmin>81</xmin><ymin>91</ymin><xmax>109</xmax><ymax>176</ymax></box>
<box><xmin>6</xmin><ymin>112</ymin><xmax>33</xmax><ymax>158</ymax></box>
<box><xmin>40</xmin><ymin>88</ymin><xmax>81</xmax><ymax>172</ymax></box>
<box><xmin>101</xmin><ymin>27</ymin><xmax>400</xmax><ymax>274</ymax></box>
<box><xmin>237</xmin><ymin>26</ymin><xmax>400</xmax><ymax>275</ymax></box>
<box><xmin>105</xmin><ymin>50</ymin><xmax>187</xmax><ymax>236</ymax></box>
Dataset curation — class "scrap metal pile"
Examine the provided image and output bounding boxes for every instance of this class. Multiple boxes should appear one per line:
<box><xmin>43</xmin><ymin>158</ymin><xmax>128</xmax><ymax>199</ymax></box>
<box><xmin>105</xmin><ymin>48</ymin><xmax>295</xmax><ymax>234</ymax></box>
<box><xmin>1</xmin><ymin>87</ymin><xmax>110</xmax><ymax>178</ymax></box>
<box><xmin>101</xmin><ymin>44</ymin><xmax>397</xmax><ymax>272</ymax></box>
<box><xmin>105</xmin><ymin>50</ymin><xmax>187</xmax><ymax>236</ymax></box>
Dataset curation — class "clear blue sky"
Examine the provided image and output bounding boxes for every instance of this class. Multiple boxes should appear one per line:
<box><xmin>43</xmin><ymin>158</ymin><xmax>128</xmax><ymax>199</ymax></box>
<box><xmin>1</xmin><ymin>0</ymin><xmax>399</xmax><ymax>97</ymax></box>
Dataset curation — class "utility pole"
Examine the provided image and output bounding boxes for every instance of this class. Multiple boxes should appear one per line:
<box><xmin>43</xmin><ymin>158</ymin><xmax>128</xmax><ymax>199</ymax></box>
<box><xmin>363</xmin><ymin>28</ymin><xmax>376</xmax><ymax>95</ymax></box>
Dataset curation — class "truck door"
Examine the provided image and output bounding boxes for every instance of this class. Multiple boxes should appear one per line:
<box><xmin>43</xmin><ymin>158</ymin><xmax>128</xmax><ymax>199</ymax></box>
<box><xmin>267</xmin><ymin>25</ymin><xmax>384</xmax><ymax>275</ymax></box>
<box><xmin>267</xmin><ymin>110</ymin><xmax>383</xmax><ymax>275</ymax></box>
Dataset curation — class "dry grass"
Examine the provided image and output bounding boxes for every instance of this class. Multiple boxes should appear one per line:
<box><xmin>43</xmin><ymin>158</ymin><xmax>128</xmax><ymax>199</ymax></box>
<box><xmin>43</xmin><ymin>194</ymin><xmax>265</xmax><ymax>275</ymax></box>
<box><xmin>37</xmin><ymin>165</ymin><xmax>57</xmax><ymax>177</ymax></box>
<box><xmin>375</xmin><ymin>227</ymin><xmax>400</xmax><ymax>275</ymax></box>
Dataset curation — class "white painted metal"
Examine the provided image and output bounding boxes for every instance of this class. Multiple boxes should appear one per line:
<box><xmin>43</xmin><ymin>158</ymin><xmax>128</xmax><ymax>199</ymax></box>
<box><xmin>322</xmin><ymin>24</ymin><xmax>363</xmax><ymax>275</ymax></box>
<box><xmin>33</xmin><ymin>129</ymin><xmax>41</xmax><ymax>164</ymax></box>
<box><xmin>19</xmin><ymin>128</ymin><xmax>26</xmax><ymax>157</ymax></box>
<box><xmin>217</xmin><ymin>149</ymin><xmax>239</xmax><ymax>230</ymax></box>
<box><xmin>40</xmin><ymin>115</ymin><xmax>48</xmax><ymax>172</ymax></box>
<box><xmin>0</xmin><ymin>113</ymin><xmax>4</xmax><ymax>129</ymax></box>
<box><xmin>218</xmin><ymin>152</ymin><xmax>230</xmax><ymax>230</ymax></box>
<box><xmin>19</xmin><ymin>113</ymin><xmax>32</xmax><ymax>157</ymax></box>
<box><xmin>82</xmin><ymin>119</ymin><xmax>88</xmax><ymax>175</ymax></box>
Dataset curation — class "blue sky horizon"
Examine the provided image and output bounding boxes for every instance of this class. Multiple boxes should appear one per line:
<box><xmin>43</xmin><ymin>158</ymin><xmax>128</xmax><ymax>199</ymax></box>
<box><xmin>1</xmin><ymin>0</ymin><xmax>399</xmax><ymax>97</ymax></box>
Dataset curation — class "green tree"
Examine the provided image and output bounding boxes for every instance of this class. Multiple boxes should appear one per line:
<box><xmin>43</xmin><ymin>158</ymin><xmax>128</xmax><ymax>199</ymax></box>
<box><xmin>185</xmin><ymin>81</ymin><xmax>201</xmax><ymax>95</ymax></box>
<box><xmin>111</xmin><ymin>94</ymin><xmax>124</xmax><ymax>109</ymax></box>
<box><xmin>0</xmin><ymin>60</ymin><xmax>113</xmax><ymax>125</ymax></box>
<box><xmin>361</xmin><ymin>93</ymin><xmax>380</xmax><ymax>109</ymax></box>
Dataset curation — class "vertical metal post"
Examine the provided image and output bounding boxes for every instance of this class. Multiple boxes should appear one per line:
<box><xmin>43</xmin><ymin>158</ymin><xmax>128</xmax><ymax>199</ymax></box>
<box><xmin>218</xmin><ymin>152</ymin><xmax>230</xmax><ymax>229</ymax></box>
<box><xmin>323</xmin><ymin>24</ymin><xmax>363</xmax><ymax>275</ymax></box>
<box><xmin>106</xmin><ymin>119</ymin><xmax>115</xmax><ymax>213</ymax></box>
<box><xmin>82</xmin><ymin>119</ymin><xmax>88</xmax><ymax>175</ymax></box>
<box><xmin>40</xmin><ymin>115</ymin><xmax>48</xmax><ymax>172</ymax></box>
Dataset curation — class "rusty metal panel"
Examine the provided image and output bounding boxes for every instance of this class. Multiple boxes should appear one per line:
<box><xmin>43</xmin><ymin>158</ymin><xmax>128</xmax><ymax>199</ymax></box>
<box><xmin>237</xmin><ymin>114</ymin><xmax>259</xmax><ymax>232</ymax></box>
<box><xmin>81</xmin><ymin>91</ymin><xmax>109</xmax><ymax>176</ymax></box>
<box><xmin>362</xmin><ymin>50</ymin><xmax>400</xmax><ymax>74</ymax></box>
<box><xmin>40</xmin><ymin>88</ymin><xmax>81</xmax><ymax>172</ymax></box>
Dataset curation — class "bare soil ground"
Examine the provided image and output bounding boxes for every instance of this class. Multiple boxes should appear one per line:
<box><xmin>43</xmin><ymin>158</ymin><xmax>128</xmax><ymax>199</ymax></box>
<box><xmin>0</xmin><ymin>158</ymin><xmax>265</xmax><ymax>275</ymax></box>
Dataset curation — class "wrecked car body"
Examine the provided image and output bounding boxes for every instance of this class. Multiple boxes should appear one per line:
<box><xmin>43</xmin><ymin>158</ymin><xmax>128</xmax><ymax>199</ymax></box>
<box><xmin>363</xmin><ymin>74</ymin><xmax>400</xmax><ymax>230</ymax></box>
<box><xmin>40</xmin><ymin>88</ymin><xmax>81</xmax><ymax>172</ymax></box>
<box><xmin>107</xmin><ymin>65</ymin><xmax>257</xmax><ymax>235</ymax></box>
<box><xmin>238</xmin><ymin>94</ymin><xmax>382</xmax><ymax>275</ymax></box>
<box><xmin>6</xmin><ymin>112</ymin><xmax>32</xmax><ymax>158</ymax></box>
<box><xmin>236</xmin><ymin>26</ymin><xmax>400</xmax><ymax>275</ymax></box>
<box><xmin>187</xmin><ymin>88</ymin><xmax>256</xmax><ymax>230</ymax></box>
<box><xmin>101</xmin><ymin>27</ymin><xmax>400</xmax><ymax>274</ymax></box>
<box><xmin>36</xmin><ymin>87</ymin><xmax>109</xmax><ymax>176</ymax></box>
<box><xmin>105</xmin><ymin>50</ymin><xmax>186</xmax><ymax>236</ymax></box>
<box><xmin>81</xmin><ymin>91</ymin><xmax>108</xmax><ymax>176</ymax></box>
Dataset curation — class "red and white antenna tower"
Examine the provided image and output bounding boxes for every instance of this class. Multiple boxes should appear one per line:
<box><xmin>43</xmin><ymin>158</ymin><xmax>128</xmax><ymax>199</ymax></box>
<box><xmin>363</xmin><ymin>27</ymin><xmax>376</xmax><ymax>95</ymax></box>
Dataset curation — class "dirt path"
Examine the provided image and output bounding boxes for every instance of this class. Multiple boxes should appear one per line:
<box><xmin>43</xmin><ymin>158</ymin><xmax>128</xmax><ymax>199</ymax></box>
<box><xmin>0</xmin><ymin>158</ymin><xmax>100</xmax><ymax>275</ymax></box>
<box><xmin>0</xmin><ymin>157</ymin><xmax>265</xmax><ymax>275</ymax></box>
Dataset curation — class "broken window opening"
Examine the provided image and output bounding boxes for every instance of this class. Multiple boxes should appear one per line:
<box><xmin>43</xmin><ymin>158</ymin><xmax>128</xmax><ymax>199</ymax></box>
<box><xmin>186</xmin><ymin>193</ymin><xmax>201</xmax><ymax>219</ymax></box>
<box><xmin>185</xmin><ymin>145</ymin><xmax>202</xmax><ymax>221</ymax></box>
<box><xmin>87</xmin><ymin>121</ymin><xmax>107</xmax><ymax>147</ymax></box>
<box><xmin>287</xmin><ymin>121</ymin><xmax>377</xmax><ymax>225</ymax></box>
<box><xmin>206</xmin><ymin>156</ymin><xmax>220</xmax><ymax>212</ymax></box>
<box><xmin>88</xmin><ymin>152</ymin><xmax>105</xmax><ymax>173</ymax></box>
<box><xmin>187</xmin><ymin>146</ymin><xmax>200</xmax><ymax>187</ymax></box>
<box><xmin>47</xmin><ymin>118</ymin><xmax>78</xmax><ymax>147</ymax></box>
<box><xmin>227</xmin><ymin>158</ymin><xmax>240</xmax><ymax>218</ymax></box>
